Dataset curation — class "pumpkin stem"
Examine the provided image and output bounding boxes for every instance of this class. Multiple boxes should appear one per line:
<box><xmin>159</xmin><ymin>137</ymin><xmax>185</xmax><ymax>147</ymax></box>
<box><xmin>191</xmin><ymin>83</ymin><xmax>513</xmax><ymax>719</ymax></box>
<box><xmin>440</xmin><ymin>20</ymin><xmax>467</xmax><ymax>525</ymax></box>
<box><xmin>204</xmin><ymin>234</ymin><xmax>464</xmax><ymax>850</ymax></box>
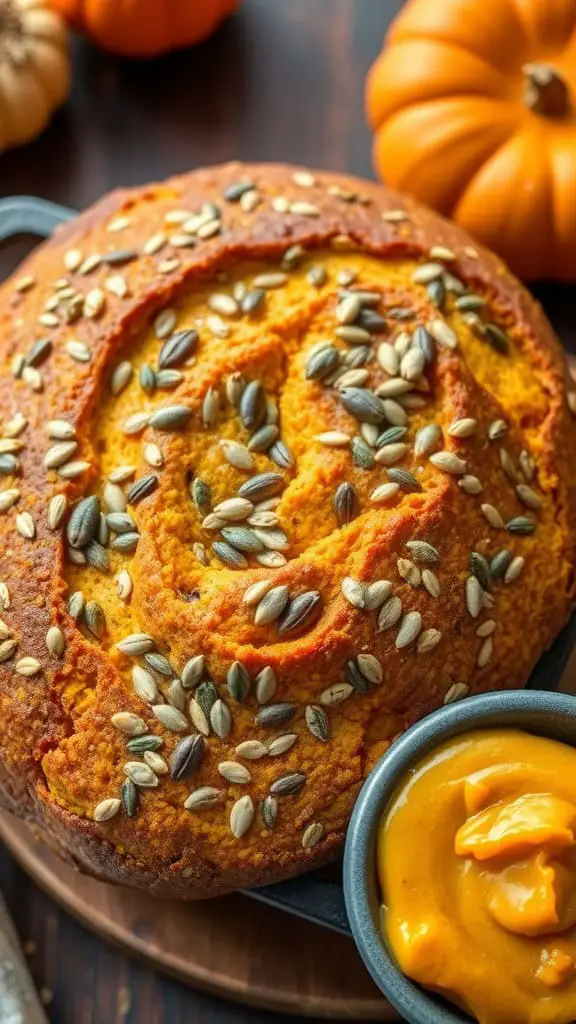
<box><xmin>523</xmin><ymin>63</ymin><xmax>571</xmax><ymax>117</ymax></box>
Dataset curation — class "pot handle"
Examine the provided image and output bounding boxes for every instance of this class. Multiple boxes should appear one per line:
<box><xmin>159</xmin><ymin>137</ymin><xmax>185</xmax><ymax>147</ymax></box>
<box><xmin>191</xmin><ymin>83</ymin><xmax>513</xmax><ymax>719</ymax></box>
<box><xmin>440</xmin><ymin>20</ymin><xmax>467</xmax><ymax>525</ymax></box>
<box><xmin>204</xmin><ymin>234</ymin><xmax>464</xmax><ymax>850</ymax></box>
<box><xmin>0</xmin><ymin>196</ymin><xmax>75</xmax><ymax>243</ymax></box>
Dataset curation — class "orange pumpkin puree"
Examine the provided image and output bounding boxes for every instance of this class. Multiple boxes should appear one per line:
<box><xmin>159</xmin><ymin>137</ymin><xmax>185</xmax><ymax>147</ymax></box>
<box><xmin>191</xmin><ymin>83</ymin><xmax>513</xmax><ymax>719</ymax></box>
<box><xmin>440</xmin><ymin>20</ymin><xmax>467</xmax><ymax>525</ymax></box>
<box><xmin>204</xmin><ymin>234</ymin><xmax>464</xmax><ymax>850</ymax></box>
<box><xmin>378</xmin><ymin>729</ymin><xmax>576</xmax><ymax>1024</ymax></box>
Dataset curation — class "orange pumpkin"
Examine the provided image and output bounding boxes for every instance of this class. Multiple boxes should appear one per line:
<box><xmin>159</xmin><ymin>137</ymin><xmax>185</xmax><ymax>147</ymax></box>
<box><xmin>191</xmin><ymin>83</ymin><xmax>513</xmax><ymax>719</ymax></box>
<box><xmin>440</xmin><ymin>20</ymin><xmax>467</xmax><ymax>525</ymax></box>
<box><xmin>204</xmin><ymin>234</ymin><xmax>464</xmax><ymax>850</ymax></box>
<box><xmin>366</xmin><ymin>0</ymin><xmax>576</xmax><ymax>282</ymax></box>
<box><xmin>48</xmin><ymin>0</ymin><xmax>240</xmax><ymax>57</ymax></box>
<box><xmin>0</xmin><ymin>0</ymin><xmax>70</xmax><ymax>153</ymax></box>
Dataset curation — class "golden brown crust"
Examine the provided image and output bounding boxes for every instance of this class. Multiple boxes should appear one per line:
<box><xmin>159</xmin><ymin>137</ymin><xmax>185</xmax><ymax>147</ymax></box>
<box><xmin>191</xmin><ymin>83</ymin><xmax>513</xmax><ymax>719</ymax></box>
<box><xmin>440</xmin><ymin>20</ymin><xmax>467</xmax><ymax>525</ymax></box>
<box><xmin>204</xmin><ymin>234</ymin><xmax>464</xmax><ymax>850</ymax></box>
<box><xmin>0</xmin><ymin>162</ymin><xmax>575</xmax><ymax>897</ymax></box>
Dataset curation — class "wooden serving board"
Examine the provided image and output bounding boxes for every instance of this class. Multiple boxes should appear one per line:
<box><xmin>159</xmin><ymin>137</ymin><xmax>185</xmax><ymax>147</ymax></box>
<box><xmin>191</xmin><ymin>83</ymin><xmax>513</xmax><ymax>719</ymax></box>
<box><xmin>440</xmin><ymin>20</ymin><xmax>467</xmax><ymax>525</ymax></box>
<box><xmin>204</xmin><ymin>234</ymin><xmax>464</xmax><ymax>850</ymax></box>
<box><xmin>2</xmin><ymin>646</ymin><xmax>575</xmax><ymax>1019</ymax></box>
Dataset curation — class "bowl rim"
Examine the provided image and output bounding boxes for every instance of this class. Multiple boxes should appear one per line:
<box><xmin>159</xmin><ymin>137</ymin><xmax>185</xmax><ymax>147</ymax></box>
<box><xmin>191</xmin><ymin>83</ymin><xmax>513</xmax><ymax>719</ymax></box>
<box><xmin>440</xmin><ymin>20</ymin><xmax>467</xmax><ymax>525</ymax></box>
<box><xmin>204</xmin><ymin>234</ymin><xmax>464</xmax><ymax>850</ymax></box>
<box><xmin>343</xmin><ymin>688</ymin><xmax>576</xmax><ymax>1024</ymax></box>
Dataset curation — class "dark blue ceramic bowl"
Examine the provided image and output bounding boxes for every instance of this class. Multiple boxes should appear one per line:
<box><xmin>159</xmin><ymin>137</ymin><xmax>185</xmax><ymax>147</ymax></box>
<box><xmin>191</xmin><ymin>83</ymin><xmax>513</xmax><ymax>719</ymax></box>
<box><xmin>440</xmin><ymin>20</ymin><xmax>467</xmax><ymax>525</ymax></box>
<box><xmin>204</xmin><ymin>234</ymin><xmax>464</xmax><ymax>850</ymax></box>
<box><xmin>343</xmin><ymin>689</ymin><xmax>576</xmax><ymax>1024</ymax></box>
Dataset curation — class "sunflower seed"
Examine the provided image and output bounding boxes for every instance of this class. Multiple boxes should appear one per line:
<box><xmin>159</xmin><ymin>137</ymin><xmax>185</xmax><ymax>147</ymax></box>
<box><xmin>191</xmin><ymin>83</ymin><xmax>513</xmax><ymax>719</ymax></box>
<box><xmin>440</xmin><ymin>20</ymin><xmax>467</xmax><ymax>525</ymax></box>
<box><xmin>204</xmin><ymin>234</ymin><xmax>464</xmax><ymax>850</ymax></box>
<box><xmin>305</xmin><ymin>345</ymin><xmax>340</xmax><ymax>381</ymax></box>
<box><xmin>378</xmin><ymin>595</ymin><xmax>402</xmax><ymax>631</ymax></box>
<box><xmin>218</xmin><ymin>761</ymin><xmax>251</xmax><ymax>785</ymax></box>
<box><xmin>405</xmin><ymin>541</ymin><xmax>438</xmax><ymax>565</ymax></box>
<box><xmin>340</xmin><ymin>388</ymin><xmax>385</xmax><ymax>424</ymax></box>
<box><xmin>121</xmin><ymin>779</ymin><xmax>139</xmax><ymax>818</ymax></box>
<box><xmin>0</xmin><ymin>639</ymin><xmax>17</xmax><ymax>663</ymax></box>
<box><xmin>477</xmin><ymin>636</ymin><xmax>493</xmax><ymax>668</ymax></box>
<box><xmin>227</xmin><ymin>661</ymin><xmax>251</xmax><ymax>702</ymax></box>
<box><xmin>106</xmin><ymin>511</ymin><xmax>136</xmax><ymax>534</ymax></box>
<box><xmin>301</xmin><ymin>822</ymin><xmax>324</xmax><ymax>850</ymax></box>
<box><xmin>152</xmin><ymin>704</ymin><xmax>188</xmax><ymax>732</ymax></box>
<box><xmin>488</xmin><ymin>550</ymin><xmax>510</xmax><ymax>581</ymax></box>
<box><xmin>145</xmin><ymin>652</ymin><xmax>174</xmax><ymax>677</ymax></box>
<box><xmin>158</xmin><ymin>329</ymin><xmax>197</xmax><ymax>370</ymax></box>
<box><xmin>314</xmin><ymin>431</ymin><xmax>350</xmax><ymax>448</ymax></box>
<box><xmin>429</xmin><ymin>451</ymin><xmax>466</xmax><ymax>475</ymax></box>
<box><xmin>376</xmin><ymin>377</ymin><xmax>414</xmax><ymax>399</ymax></box>
<box><xmin>126</xmin><ymin>474</ymin><xmax>158</xmax><ymax>505</ymax></box>
<box><xmin>371</xmin><ymin>482</ymin><xmax>400</xmax><ymax>503</ymax></box>
<box><xmin>387</xmin><ymin>468</ymin><xmax>422</xmax><ymax>492</ymax></box>
<box><xmin>0</xmin><ymin>584</ymin><xmax>9</xmax><ymax>613</ymax></box>
<box><xmin>14</xmin><ymin>655</ymin><xmax>41</xmax><ymax>676</ymax></box>
<box><xmin>357</xmin><ymin>653</ymin><xmax>383</xmax><ymax>685</ymax></box>
<box><xmin>336</xmin><ymin>294</ymin><xmax>361</xmax><ymax>325</ymax></box>
<box><xmin>241</xmin><ymin>287</ymin><xmax>266</xmax><ymax>314</ymax></box>
<box><xmin>427</xmin><ymin>320</ymin><xmax>458</xmax><ymax>350</ymax></box>
<box><xmin>261</xmin><ymin>795</ymin><xmax>278</xmax><ymax>830</ymax></box>
<box><xmin>94</xmin><ymin>798</ymin><xmax>121</xmax><ymax>823</ymax></box>
<box><xmin>218</xmin><ymin>439</ymin><xmax>253</xmax><ymax>471</ymax></box>
<box><xmin>169</xmin><ymin>735</ymin><xmax>205</xmax><ymax>781</ymax></box>
<box><xmin>21</xmin><ymin>366</ymin><xmax>42</xmax><ymax>391</ymax></box>
<box><xmin>374</xmin><ymin>442</ymin><xmax>407</xmax><ymax>466</ymax></box>
<box><xmin>506</xmin><ymin>516</ymin><xmax>536</xmax><ymax>535</ymax></box>
<box><xmin>236</xmin><ymin>740</ymin><xmax>268</xmax><ymax>760</ymax></box>
<box><xmin>381</xmin><ymin>399</ymin><xmax>407</xmax><ymax>427</ymax></box>
<box><xmin>334</xmin><ymin>482</ymin><xmax>359</xmax><ymax>525</ymax></box>
<box><xmin>243</xmin><ymin>580</ymin><xmax>271</xmax><ymax>607</ymax></box>
<box><xmin>238</xmin><ymin>381</ymin><xmax>266</xmax><ymax>431</ymax></box>
<box><xmin>83</xmin><ymin>601</ymin><xmax>106</xmax><ymax>640</ymax></box>
<box><xmin>481</xmin><ymin>503</ymin><xmax>504</xmax><ymax>529</ymax></box>
<box><xmin>0</xmin><ymin>489</ymin><xmax>19</xmax><ymax>513</ymax></box>
<box><xmin>444</xmin><ymin>681</ymin><xmax>470</xmax><ymax>706</ymax></box>
<box><xmin>505</xmin><ymin>555</ymin><xmax>525</xmax><ymax>583</ymax></box>
<box><xmin>255</xmin><ymin>703</ymin><xmax>296</xmax><ymax>729</ymax></box>
<box><xmin>116</xmin><ymin>633</ymin><xmax>156</xmax><ymax>656</ymax></box>
<box><xmin>15</xmin><ymin>512</ymin><xmax>35</xmax><ymax>539</ymax></box>
<box><xmin>465</xmin><ymin>576</ymin><xmax>483</xmax><ymax>618</ymax></box>
<box><xmin>377</xmin><ymin>342</ymin><xmax>399</xmax><ymax>375</ymax></box>
<box><xmin>148</xmin><ymin>405</ymin><xmax>191</xmax><ymax>431</ymax></box>
<box><xmin>395</xmin><ymin>611</ymin><xmax>422</xmax><ymax>649</ymax></box>
<box><xmin>202</xmin><ymin>388</ymin><xmax>219</xmax><ymax>429</ymax></box>
<box><xmin>185</xmin><ymin>787</ymin><xmax>221</xmax><ymax>811</ymax></box>
<box><xmin>458</xmin><ymin>475</ymin><xmax>482</xmax><ymax>496</ymax></box>
<box><xmin>269</xmin><ymin>771</ymin><xmax>305</xmax><ymax>797</ymax></box>
<box><xmin>238</xmin><ymin>473</ymin><xmax>283</xmax><ymax>502</ymax></box>
<box><xmin>400</xmin><ymin>349</ymin><xmax>426</xmax><ymax>382</ymax></box>
<box><xmin>210</xmin><ymin>699</ymin><xmax>232</xmax><ymax>739</ymax></box>
<box><xmin>68</xmin><ymin>549</ymin><xmax>86</xmax><ymax>566</ymax></box>
<box><xmin>213</xmin><ymin>497</ymin><xmax>253</xmax><ymax>521</ymax></box>
<box><xmin>448</xmin><ymin>418</ymin><xmax>477</xmax><ymax>439</ymax></box>
<box><xmin>397</xmin><ymin>559</ymin><xmax>421</xmax><ymax>587</ymax></box>
<box><xmin>142</xmin><ymin>751</ymin><xmax>167</xmax><ymax>776</ymax></box>
<box><xmin>516</xmin><ymin>484</ymin><xmax>541</xmax><ymax>510</ymax></box>
<box><xmin>212</xmin><ymin>541</ymin><xmax>248</xmax><ymax>568</ymax></box>
<box><xmin>409</xmin><ymin>421</ymin><xmax>436</xmax><ymax>458</ymax></box>
<box><xmin>190</xmin><ymin>478</ymin><xmax>210</xmax><ymax>514</ymax></box>
<box><xmin>108</xmin><ymin>465</ymin><xmax>136</xmax><ymax>484</ymax></box>
<box><xmin>251</xmin><ymin>665</ymin><xmax>275</xmax><ymax>704</ymax></box>
<box><xmin>278</xmin><ymin>591</ymin><xmax>322</xmax><ymax>635</ymax></box>
<box><xmin>111</xmin><ymin>712</ymin><xmax>147</xmax><ymax>736</ymax></box>
<box><xmin>416</xmin><ymin>628</ymin><xmax>441</xmax><ymax>654</ymax></box>
<box><xmin>266</xmin><ymin>734</ymin><xmax>297</xmax><ymax>757</ymax></box>
<box><xmin>115</xmin><ymin>570</ymin><xmax>132</xmax><ymax>601</ymax></box>
<box><xmin>364</xmin><ymin>581</ymin><xmax>392</xmax><ymax>611</ymax></box>
<box><xmin>137</xmin><ymin>364</ymin><xmax>155</xmax><ymax>395</ymax></box>
<box><xmin>253</xmin><ymin>585</ymin><xmax>288</xmax><ymax>626</ymax></box>
<box><xmin>230</xmin><ymin>795</ymin><xmax>254</xmax><ymax>838</ymax></box>
<box><xmin>270</xmin><ymin>440</ymin><xmax>295</xmax><ymax>469</ymax></box>
<box><xmin>85</xmin><ymin>540</ymin><xmax>109</xmax><ymax>573</ymax></box>
<box><xmin>307</xmin><ymin>264</ymin><xmax>327</xmax><ymax>287</ymax></box>
<box><xmin>341</xmin><ymin>577</ymin><xmax>365</xmax><ymax>609</ymax></box>
<box><xmin>320</xmin><ymin>682</ymin><xmax>354</xmax><ymax>706</ymax></box>
<box><xmin>484</xmin><ymin>323</ymin><xmax>509</xmax><ymax>354</ymax></box>
<box><xmin>412</xmin><ymin>263</ymin><xmax>444</xmax><ymax>284</ymax></box>
<box><xmin>253</xmin><ymin>272</ymin><xmax>287</xmax><ymax>290</ymax></box>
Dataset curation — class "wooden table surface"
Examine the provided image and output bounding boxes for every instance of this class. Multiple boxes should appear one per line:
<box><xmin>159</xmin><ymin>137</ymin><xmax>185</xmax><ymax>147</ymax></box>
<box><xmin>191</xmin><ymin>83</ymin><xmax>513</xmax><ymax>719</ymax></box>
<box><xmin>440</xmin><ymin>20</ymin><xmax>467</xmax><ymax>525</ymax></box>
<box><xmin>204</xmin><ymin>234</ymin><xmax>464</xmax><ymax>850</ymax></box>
<box><xmin>0</xmin><ymin>1</ymin><xmax>575</xmax><ymax>1021</ymax></box>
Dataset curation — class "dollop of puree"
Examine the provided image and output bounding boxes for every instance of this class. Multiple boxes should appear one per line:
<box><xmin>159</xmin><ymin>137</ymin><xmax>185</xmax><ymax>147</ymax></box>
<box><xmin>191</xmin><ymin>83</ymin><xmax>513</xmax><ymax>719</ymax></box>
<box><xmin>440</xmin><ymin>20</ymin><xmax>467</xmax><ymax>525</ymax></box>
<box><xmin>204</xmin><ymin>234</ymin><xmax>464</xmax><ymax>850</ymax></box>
<box><xmin>378</xmin><ymin>729</ymin><xmax>576</xmax><ymax>1024</ymax></box>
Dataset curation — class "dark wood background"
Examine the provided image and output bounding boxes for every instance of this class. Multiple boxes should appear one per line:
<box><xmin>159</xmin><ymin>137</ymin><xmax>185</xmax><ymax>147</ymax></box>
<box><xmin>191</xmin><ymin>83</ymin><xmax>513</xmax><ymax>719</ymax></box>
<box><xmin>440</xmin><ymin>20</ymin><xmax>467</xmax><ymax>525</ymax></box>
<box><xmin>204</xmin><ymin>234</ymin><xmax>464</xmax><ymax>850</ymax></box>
<box><xmin>0</xmin><ymin>1</ymin><xmax>574</xmax><ymax>1021</ymax></box>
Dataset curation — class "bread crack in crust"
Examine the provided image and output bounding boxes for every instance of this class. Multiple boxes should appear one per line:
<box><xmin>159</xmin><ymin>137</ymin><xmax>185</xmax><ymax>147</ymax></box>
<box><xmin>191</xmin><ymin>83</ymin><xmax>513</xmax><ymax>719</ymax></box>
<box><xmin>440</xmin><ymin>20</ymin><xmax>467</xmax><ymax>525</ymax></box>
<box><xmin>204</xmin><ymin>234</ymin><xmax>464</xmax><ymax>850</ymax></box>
<box><xmin>0</xmin><ymin>163</ymin><xmax>575</xmax><ymax>895</ymax></box>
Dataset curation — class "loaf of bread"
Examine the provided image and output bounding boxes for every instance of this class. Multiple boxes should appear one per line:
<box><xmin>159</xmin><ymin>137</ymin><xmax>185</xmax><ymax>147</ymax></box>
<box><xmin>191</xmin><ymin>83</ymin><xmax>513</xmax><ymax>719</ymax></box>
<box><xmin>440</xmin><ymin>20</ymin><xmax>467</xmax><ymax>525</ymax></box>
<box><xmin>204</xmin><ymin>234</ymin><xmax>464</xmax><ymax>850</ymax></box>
<box><xmin>0</xmin><ymin>163</ymin><xmax>575</xmax><ymax>896</ymax></box>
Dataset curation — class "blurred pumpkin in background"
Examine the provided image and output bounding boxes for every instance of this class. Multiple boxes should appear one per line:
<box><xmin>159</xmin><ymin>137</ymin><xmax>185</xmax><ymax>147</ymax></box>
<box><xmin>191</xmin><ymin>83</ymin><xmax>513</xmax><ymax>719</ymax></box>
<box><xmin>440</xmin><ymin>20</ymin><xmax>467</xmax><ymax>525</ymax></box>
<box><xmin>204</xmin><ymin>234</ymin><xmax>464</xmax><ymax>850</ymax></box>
<box><xmin>48</xmin><ymin>0</ymin><xmax>240</xmax><ymax>57</ymax></box>
<box><xmin>367</xmin><ymin>0</ymin><xmax>576</xmax><ymax>282</ymax></box>
<box><xmin>0</xmin><ymin>0</ymin><xmax>69</xmax><ymax>153</ymax></box>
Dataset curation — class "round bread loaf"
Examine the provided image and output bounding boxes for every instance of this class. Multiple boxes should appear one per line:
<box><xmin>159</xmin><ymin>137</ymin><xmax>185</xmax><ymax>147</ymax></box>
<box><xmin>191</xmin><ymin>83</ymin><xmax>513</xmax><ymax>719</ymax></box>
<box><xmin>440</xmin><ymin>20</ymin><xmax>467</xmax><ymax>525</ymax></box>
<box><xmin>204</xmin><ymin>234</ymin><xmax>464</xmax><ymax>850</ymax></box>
<box><xmin>0</xmin><ymin>163</ymin><xmax>575</xmax><ymax>896</ymax></box>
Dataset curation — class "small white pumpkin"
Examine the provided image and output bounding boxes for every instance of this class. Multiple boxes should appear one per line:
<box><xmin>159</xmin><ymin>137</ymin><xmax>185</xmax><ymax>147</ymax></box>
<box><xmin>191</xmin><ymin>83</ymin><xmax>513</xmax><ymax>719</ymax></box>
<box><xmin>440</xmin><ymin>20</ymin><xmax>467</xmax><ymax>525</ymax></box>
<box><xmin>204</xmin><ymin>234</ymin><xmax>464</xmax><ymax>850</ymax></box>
<box><xmin>0</xmin><ymin>0</ymin><xmax>70</xmax><ymax>153</ymax></box>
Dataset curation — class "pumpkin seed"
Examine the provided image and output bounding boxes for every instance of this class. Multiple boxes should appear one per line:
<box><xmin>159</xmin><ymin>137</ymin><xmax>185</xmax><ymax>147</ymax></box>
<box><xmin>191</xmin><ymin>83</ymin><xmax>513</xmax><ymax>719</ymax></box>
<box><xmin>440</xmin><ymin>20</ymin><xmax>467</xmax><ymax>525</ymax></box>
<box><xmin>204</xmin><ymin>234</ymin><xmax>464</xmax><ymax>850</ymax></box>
<box><xmin>123</xmin><ymin>761</ymin><xmax>159</xmax><ymax>788</ymax></box>
<box><xmin>320</xmin><ymin>682</ymin><xmax>353</xmax><ymax>705</ymax></box>
<box><xmin>94</xmin><ymin>798</ymin><xmax>121</xmax><ymax>823</ymax></box>
<box><xmin>340</xmin><ymin>388</ymin><xmax>385</xmax><ymax>424</ymax></box>
<box><xmin>255</xmin><ymin>665</ymin><xmax>277</xmax><ymax>704</ymax></box>
<box><xmin>227</xmin><ymin>661</ymin><xmax>251</xmax><ymax>702</ymax></box>
<box><xmin>270</xmin><ymin>772</ymin><xmax>305</xmax><ymax>796</ymax></box>
<box><xmin>378</xmin><ymin>596</ymin><xmax>402</xmax><ymax>632</ymax></box>
<box><xmin>185</xmin><ymin>787</ymin><xmax>221</xmax><ymax>811</ymax></box>
<box><xmin>429</xmin><ymin>451</ymin><xmax>466</xmax><ymax>475</ymax></box>
<box><xmin>132</xmin><ymin>666</ymin><xmax>159</xmax><ymax>704</ymax></box>
<box><xmin>116</xmin><ymin>633</ymin><xmax>156</xmax><ymax>656</ymax></box>
<box><xmin>506</xmin><ymin>516</ymin><xmax>536</xmax><ymax>535</ymax></box>
<box><xmin>504</xmin><ymin>555</ymin><xmax>525</xmax><ymax>583</ymax></box>
<box><xmin>341</xmin><ymin>577</ymin><xmax>365</xmax><ymax>609</ymax></box>
<box><xmin>490</xmin><ymin>549</ymin><xmax>512</xmax><ymax>579</ymax></box>
<box><xmin>111</xmin><ymin>712</ymin><xmax>146</xmax><ymax>736</ymax></box>
<box><xmin>370</xmin><ymin>482</ymin><xmax>400</xmax><ymax>503</ymax></box>
<box><xmin>255</xmin><ymin>585</ymin><xmax>289</xmax><ymax>625</ymax></box>
<box><xmin>230</xmin><ymin>795</ymin><xmax>254</xmax><ymax>838</ymax></box>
